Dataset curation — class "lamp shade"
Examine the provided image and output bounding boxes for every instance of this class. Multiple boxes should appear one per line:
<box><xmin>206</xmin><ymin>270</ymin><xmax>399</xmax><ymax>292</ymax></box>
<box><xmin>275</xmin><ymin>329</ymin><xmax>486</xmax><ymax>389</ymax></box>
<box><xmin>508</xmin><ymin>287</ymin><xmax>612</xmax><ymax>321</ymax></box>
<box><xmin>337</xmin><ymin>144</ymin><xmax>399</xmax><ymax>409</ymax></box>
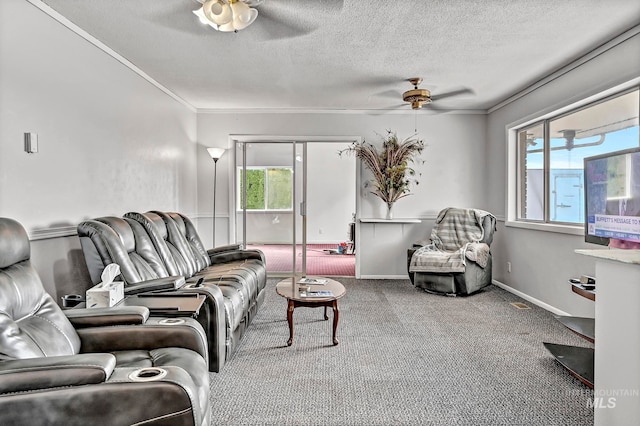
<box><xmin>207</xmin><ymin>147</ymin><xmax>226</xmax><ymax>160</ymax></box>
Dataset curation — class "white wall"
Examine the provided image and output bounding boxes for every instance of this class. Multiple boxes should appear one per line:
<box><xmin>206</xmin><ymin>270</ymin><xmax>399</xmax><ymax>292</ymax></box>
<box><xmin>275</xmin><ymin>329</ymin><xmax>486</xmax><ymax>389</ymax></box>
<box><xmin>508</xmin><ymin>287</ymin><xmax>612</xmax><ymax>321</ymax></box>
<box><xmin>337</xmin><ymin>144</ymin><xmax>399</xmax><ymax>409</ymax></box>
<box><xmin>196</xmin><ymin>111</ymin><xmax>488</xmax><ymax>276</ymax></box>
<box><xmin>0</xmin><ymin>0</ymin><xmax>198</xmax><ymax>298</ymax></box>
<box><xmin>228</xmin><ymin>141</ymin><xmax>356</xmax><ymax>245</ymax></box>
<box><xmin>197</xmin><ymin>112</ymin><xmax>488</xmax><ymax>220</ymax></box>
<box><xmin>486</xmin><ymin>30</ymin><xmax>640</xmax><ymax>317</ymax></box>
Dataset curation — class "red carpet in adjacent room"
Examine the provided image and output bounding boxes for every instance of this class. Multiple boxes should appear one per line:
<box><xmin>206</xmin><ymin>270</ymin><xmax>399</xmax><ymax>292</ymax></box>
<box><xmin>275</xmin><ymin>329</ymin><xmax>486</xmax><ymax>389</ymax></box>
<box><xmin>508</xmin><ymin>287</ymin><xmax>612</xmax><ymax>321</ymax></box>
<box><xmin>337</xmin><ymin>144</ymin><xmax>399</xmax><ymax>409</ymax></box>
<box><xmin>247</xmin><ymin>244</ymin><xmax>355</xmax><ymax>276</ymax></box>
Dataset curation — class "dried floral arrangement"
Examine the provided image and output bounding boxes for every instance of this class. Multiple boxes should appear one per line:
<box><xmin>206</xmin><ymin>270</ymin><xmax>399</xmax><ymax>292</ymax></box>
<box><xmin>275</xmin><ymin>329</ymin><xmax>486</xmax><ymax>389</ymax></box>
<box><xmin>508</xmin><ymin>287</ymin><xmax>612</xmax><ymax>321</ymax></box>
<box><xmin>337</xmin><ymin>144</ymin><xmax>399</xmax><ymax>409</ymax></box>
<box><xmin>339</xmin><ymin>130</ymin><xmax>424</xmax><ymax>218</ymax></box>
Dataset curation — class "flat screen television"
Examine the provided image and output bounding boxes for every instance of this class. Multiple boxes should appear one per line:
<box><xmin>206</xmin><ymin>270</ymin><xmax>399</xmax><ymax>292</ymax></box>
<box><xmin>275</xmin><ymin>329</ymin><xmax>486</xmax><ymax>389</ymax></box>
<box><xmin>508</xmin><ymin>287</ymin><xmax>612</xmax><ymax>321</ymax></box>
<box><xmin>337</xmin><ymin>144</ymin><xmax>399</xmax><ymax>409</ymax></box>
<box><xmin>584</xmin><ymin>147</ymin><xmax>640</xmax><ymax>246</ymax></box>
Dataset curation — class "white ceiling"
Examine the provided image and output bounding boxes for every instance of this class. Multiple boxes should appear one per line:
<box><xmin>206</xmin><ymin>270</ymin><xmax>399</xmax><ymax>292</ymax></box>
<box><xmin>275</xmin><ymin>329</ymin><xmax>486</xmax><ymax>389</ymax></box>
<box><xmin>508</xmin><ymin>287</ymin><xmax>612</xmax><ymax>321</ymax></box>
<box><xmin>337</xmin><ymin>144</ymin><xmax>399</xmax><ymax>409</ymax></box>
<box><xmin>37</xmin><ymin>0</ymin><xmax>640</xmax><ymax>112</ymax></box>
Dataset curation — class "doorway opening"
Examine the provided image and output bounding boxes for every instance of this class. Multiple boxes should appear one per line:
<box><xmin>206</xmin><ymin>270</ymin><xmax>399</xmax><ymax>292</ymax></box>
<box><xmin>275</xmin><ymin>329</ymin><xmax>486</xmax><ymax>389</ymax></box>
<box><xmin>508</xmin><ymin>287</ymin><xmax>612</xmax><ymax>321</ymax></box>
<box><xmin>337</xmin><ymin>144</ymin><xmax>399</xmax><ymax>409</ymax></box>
<box><xmin>231</xmin><ymin>136</ymin><xmax>359</xmax><ymax>278</ymax></box>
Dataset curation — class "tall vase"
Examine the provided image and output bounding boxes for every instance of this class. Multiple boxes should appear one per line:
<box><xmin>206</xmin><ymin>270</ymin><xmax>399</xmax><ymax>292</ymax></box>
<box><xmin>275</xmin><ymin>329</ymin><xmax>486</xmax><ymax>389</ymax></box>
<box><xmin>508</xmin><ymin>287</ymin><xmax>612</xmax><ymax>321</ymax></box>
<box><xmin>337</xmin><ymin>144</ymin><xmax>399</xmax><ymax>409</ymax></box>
<box><xmin>386</xmin><ymin>203</ymin><xmax>394</xmax><ymax>220</ymax></box>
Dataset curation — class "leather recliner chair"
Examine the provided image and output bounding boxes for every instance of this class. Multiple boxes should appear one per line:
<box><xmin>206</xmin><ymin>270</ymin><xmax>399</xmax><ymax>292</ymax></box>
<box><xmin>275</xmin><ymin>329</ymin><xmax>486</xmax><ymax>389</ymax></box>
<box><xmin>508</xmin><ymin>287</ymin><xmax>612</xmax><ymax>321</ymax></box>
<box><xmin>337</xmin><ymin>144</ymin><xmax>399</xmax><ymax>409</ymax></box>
<box><xmin>0</xmin><ymin>218</ymin><xmax>211</xmax><ymax>426</ymax></box>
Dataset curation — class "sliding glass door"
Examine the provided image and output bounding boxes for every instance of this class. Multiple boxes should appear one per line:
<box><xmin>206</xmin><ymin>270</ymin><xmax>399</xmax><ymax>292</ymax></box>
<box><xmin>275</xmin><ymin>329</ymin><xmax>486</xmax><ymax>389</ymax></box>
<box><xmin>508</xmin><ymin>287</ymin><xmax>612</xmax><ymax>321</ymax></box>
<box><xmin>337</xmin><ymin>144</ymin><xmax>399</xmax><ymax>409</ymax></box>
<box><xmin>235</xmin><ymin>141</ymin><xmax>306</xmax><ymax>277</ymax></box>
<box><xmin>233</xmin><ymin>137</ymin><xmax>358</xmax><ymax>278</ymax></box>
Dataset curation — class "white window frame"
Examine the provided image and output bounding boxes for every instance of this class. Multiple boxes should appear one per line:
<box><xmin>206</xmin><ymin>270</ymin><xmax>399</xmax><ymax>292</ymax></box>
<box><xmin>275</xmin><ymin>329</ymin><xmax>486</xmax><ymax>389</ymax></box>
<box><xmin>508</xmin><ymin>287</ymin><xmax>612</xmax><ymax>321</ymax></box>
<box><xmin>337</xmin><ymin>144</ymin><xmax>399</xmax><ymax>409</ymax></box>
<box><xmin>236</xmin><ymin>166</ymin><xmax>294</xmax><ymax>212</ymax></box>
<box><xmin>506</xmin><ymin>80</ymin><xmax>640</xmax><ymax>235</ymax></box>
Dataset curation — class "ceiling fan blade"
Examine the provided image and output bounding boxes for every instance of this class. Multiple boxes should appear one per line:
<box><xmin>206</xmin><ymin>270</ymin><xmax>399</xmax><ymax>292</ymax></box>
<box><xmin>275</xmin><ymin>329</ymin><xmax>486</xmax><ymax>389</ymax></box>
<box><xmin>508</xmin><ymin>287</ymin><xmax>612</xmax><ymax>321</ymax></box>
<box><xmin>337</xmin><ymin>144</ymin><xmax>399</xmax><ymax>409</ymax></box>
<box><xmin>266</xmin><ymin>0</ymin><xmax>344</xmax><ymax>15</ymax></box>
<box><xmin>431</xmin><ymin>87</ymin><xmax>475</xmax><ymax>101</ymax></box>
<box><xmin>365</xmin><ymin>105</ymin><xmax>406</xmax><ymax>116</ymax></box>
<box><xmin>253</xmin><ymin>0</ymin><xmax>344</xmax><ymax>40</ymax></box>
<box><xmin>373</xmin><ymin>89</ymin><xmax>403</xmax><ymax>99</ymax></box>
<box><xmin>256</xmin><ymin>8</ymin><xmax>317</xmax><ymax>39</ymax></box>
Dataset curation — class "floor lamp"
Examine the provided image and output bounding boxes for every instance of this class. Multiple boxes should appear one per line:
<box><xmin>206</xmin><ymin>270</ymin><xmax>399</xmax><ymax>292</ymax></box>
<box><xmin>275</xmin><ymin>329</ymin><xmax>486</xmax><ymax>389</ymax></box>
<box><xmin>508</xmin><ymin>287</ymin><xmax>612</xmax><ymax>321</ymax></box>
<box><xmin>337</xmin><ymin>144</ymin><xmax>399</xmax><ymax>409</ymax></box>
<box><xmin>207</xmin><ymin>147</ymin><xmax>226</xmax><ymax>248</ymax></box>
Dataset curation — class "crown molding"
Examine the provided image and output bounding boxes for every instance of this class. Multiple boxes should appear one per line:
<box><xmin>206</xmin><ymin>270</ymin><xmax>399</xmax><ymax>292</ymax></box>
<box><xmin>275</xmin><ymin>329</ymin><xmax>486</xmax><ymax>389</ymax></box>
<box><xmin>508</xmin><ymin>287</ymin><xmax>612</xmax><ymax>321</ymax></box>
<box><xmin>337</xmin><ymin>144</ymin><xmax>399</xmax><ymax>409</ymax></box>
<box><xmin>27</xmin><ymin>0</ymin><xmax>196</xmax><ymax>113</ymax></box>
<box><xmin>196</xmin><ymin>107</ymin><xmax>487</xmax><ymax>115</ymax></box>
<box><xmin>488</xmin><ymin>24</ymin><xmax>640</xmax><ymax>114</ymax></box>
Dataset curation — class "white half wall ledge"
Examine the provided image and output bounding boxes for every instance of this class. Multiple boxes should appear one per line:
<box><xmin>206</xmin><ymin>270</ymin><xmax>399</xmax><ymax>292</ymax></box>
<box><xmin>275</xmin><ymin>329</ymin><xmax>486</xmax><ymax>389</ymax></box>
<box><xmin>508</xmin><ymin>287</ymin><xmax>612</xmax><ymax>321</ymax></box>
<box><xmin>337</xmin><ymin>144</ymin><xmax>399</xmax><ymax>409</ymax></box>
<box><xmin>359</xmin><ymin>218</ymin><xmax>422</xmax><ymax>224</ymax></box>
<box><xmin>492</xmin><ymin>279</ymin><xmax>571</xmax><ymax>316</ymax></box>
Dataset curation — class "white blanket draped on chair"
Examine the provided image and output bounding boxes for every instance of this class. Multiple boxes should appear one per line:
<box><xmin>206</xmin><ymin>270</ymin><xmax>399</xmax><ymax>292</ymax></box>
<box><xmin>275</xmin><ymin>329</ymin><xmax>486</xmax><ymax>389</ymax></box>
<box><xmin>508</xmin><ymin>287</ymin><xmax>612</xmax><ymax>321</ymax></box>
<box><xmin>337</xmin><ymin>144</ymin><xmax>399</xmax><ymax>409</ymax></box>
<box><xmin>409</xmin><ymin>208</ymin><xmax>495</xmax><ymax>273</ymax></box>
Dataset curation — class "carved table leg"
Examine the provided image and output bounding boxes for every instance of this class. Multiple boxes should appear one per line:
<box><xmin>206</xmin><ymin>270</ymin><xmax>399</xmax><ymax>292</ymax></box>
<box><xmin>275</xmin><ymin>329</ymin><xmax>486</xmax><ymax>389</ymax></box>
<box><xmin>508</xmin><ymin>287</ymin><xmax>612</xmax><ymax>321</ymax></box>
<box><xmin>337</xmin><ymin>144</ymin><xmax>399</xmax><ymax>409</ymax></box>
<box><xmin>332</xmin><ymin>300</ymin><xmax>340</xmax><ymax>345</ymax></box>
<box><xmin>287</xmin><ymin>300</ymin><xmax>295</xmax><ymax>346</ymax></box>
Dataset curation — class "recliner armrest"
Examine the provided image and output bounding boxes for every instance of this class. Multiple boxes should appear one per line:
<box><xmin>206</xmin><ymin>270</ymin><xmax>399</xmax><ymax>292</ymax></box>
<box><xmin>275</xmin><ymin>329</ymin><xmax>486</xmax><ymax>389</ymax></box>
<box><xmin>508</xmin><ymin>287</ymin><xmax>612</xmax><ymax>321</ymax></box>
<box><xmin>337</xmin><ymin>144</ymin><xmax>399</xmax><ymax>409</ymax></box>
<box><xmin>64</xmin><ymin>306</ymin><xmax>149</xmax><ymax>328</ymax></box>
<box><xmin>208</xmin><ymin>248</ymin><xmax>265</xmax><ymax>264</ymax></box>
<box><xmin>0</xmin><ymin>354</ymin><xmax>115</xmax><ymax>394</ymax></box>
<box><xmin>207</xmin><ymin>244</ymin><xmax>241</xmax><ymax>254</ymax></box>
<box><xmin>124</xmin><ymin>275</ymin><xmax>186</xmax><ymax>295</ymax></box>
<box><xmin>76</xmin><ymin>318</ymin><xmax>208</xmax><ymax>364</ymax></box>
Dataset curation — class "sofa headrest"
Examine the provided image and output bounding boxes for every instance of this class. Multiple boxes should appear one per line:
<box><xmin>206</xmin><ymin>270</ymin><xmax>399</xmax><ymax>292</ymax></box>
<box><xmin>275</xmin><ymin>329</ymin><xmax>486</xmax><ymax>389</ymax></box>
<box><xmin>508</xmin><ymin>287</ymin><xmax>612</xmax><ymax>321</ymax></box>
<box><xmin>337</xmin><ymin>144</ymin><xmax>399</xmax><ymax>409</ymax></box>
<box><xmin>145</xmin><ymin>212</ymin><xmax>168</xmax><ymax>240</ymax></box>
<box><xmin>0</xmin><ymin>218</ymin><xmax>30</xmax><ymax>269</ymax></box>
<box><xmin>166</xmin><ymin>212</ymin><xmax>187</xmax><ymax>235</ymax></box>
<box><xmin>96</xmin><ymin>217</ymin><xmax>135</xmax><ymax>253</ymax></box>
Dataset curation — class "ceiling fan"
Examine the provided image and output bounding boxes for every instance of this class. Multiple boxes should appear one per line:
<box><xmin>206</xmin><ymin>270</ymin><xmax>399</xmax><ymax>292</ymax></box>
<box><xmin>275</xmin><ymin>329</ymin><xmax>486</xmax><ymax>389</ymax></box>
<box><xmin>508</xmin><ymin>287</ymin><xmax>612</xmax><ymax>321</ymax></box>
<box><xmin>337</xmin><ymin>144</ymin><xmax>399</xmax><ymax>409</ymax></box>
<box><xmin>192</xmin><ymin>0</ymin><xmax>344</xmax><ymax>37</ymax></box>
<box><xmin>193</xmin><ymin>0</ymin><xmax>260</xmax><ymax>32</ymax></box>
<box><xmin>398</xmin><ymin>78</ymin><xmax>474</xmax><ymax>110</ymax></box>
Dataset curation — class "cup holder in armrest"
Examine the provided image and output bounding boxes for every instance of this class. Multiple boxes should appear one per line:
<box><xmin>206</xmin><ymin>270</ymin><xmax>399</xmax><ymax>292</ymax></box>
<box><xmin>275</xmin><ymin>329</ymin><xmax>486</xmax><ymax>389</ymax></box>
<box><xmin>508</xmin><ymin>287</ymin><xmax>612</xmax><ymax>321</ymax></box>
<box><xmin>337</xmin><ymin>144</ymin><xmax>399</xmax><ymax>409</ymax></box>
<box><xmin>61</xmin><ymin>294</ymin><xmax>85</xmax><ymax>308</ymax></box>
<box><xmin>128</xmin><ymin>367</ymin><xmax>168</xmax><ymax>382</ymax></box>
<box><xmin>159</xmin><ymin>318</ymin><xmax>186</xmax><ymax>325</ymax></box>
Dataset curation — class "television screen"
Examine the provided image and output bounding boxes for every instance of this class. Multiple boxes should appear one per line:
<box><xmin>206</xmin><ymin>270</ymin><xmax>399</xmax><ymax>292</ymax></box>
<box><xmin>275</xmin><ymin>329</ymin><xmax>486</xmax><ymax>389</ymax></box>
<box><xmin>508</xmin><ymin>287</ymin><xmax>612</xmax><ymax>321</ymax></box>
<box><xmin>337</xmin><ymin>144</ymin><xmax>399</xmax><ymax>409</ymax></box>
<box><xmin>584</xmin><ymin>147</ymin><xmax>640</xmax><ymax>246</ymax></box>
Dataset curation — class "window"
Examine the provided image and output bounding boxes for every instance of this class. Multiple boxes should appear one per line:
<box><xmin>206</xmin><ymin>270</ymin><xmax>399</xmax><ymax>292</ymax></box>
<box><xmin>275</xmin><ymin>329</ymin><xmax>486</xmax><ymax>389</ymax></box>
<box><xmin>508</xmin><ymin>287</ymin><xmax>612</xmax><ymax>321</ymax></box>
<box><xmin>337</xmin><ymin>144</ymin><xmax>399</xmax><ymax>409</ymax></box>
<box><xmin>517</xmin><ymin>88</ymin><xmax>640</xmax><ymax>225</ymax></box>
<box><xmin>237</xmin><ymin>167</ymin><xmax>293</xmax><ymax>211</ymax></box>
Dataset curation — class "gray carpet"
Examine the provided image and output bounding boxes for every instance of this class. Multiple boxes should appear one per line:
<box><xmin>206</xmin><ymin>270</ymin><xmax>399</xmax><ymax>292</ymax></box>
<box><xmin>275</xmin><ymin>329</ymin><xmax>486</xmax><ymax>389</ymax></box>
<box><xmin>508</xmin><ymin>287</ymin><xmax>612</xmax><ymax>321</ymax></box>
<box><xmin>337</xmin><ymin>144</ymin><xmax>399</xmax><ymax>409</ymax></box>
<box><xmin>209</xmin><ymin>278</ymin><xmax>594</xmax><ymax>425</ymax></box>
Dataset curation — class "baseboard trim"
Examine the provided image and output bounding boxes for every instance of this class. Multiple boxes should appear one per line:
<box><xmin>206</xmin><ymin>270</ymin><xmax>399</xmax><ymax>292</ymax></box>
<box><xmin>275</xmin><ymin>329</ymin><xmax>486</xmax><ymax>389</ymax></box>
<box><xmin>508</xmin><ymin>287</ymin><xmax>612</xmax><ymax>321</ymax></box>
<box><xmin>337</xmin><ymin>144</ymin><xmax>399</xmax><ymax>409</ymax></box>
<box><xmin>492</xmin><ymin>279</ymin><xmax>570</xmax><ymax>316</ymax></box>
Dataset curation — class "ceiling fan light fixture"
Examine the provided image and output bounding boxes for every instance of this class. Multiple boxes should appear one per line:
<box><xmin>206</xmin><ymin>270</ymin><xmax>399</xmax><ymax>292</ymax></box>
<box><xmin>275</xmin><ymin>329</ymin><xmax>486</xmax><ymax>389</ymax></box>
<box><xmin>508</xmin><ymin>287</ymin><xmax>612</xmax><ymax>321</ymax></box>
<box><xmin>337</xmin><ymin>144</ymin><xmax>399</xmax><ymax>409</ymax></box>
<box><xmin>233</xmin><ymin>8</ymin><xmax>258</xmax><ymax>30</ymax></box>
<box><xmin>195</xmin><ymin>0</ymin><xmax>258</xmax><ymax>32</ymax></box>
<box><xmin>230</xmin><ymin>0</ymin><xmax>252</xmax><ymax>23</ymax></box>
<box><xmin>203</xmin><ymin>0</ymin><xmax>232</xmax><ymax>25</ymax></box>
<box><xmin>403</xmin><ymin>88</ymin><xmax>432</xmax><ymax>104</ymax></box>
<box><xmin>192</xmin><ymin>7</ymin><xmax>210</xmax><ymax>25</ymax></box>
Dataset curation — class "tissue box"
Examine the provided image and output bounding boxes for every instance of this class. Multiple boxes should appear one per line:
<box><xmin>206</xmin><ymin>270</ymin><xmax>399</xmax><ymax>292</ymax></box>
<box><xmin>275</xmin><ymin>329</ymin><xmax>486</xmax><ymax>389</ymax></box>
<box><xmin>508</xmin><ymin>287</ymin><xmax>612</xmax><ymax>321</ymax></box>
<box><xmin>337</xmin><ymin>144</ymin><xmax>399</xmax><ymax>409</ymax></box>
<box><xmin>86</xmin><ymin>281</ymin><xmax>124</xmax><ymax>308</ymax></box>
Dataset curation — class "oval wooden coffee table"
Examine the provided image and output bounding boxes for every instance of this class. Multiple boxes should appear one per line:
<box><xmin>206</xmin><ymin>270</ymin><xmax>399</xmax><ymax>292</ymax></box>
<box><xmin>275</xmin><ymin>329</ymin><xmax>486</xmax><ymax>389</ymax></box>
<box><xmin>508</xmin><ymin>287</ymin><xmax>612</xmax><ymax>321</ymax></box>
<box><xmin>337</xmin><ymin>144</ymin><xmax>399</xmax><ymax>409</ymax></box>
<box><xmin>276</xmin><ymin>277</ymin><xmax>346</xmax><ymax>346</ymax></box>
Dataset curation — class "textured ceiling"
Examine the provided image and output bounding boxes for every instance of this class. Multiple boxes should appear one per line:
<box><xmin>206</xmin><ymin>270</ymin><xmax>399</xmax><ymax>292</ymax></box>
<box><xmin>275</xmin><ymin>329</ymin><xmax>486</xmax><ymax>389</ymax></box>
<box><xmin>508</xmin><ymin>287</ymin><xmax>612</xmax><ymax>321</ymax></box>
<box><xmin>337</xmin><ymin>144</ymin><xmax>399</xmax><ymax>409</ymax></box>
<box><xmin>37</xmin><ymin>0</ymin><xmax>640</xmax><ymax>111</ymax></box>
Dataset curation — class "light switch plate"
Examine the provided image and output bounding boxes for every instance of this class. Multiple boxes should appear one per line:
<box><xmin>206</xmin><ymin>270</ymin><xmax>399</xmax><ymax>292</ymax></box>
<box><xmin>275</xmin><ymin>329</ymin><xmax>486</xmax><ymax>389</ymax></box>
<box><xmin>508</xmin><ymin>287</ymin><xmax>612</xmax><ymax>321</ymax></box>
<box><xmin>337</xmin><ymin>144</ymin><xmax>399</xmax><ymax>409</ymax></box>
<box><xmin>24</xmin><ymin>132</ymin><xmax>38</xmax><ymax>153</ymax></box>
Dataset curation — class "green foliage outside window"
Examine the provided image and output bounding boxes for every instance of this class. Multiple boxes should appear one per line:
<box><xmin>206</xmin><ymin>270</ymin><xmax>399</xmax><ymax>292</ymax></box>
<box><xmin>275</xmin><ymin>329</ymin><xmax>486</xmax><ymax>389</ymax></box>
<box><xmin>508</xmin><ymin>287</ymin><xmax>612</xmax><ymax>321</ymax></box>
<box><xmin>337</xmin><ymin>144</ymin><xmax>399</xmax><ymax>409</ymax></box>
<box><xmin>238</xmin><ymin>167</ymin><xmax>292</xmax><ymax>211</ymax></box>
<box><xmin>241</xmin><ymin>169</ymin><xmax>265</xmax><ymax>209</ymax></box>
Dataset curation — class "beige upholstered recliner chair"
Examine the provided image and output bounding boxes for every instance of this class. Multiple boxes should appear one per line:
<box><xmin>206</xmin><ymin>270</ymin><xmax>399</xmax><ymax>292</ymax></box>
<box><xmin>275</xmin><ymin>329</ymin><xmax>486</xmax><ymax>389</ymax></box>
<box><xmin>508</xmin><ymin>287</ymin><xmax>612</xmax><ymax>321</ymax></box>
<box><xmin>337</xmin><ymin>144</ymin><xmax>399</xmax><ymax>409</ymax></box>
<box><xmin>408</xmin><ymin>207</ymin><xmax>497</xmax><ymax>295</ymax></box>
<box><xmin>0</xmin><ymin>218</ymin><xmax>211</xmax><ymax>426</ymax></box>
